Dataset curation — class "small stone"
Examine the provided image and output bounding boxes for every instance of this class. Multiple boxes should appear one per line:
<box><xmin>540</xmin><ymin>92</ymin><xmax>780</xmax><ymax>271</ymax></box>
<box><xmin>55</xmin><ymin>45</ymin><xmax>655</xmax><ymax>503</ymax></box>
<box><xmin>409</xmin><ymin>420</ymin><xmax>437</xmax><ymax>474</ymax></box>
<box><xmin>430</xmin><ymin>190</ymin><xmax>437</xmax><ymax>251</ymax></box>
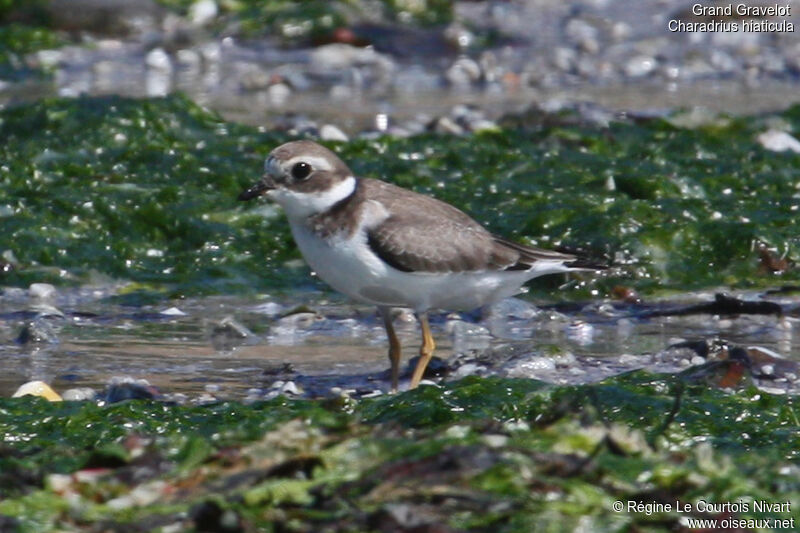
<box><xmin>13</xmin><ymin>381</ymin><xmax>62</xmax><ymax>402</ymax></box>
<box><xmin>145</xmin><ymin>48</ymin><xmax>172</xmax><ymax>72</ymax></box>
<box><xmin>47</xmin><ymin>473</ymin><xmax>72</xmax><ymax>492</ymax></box>
<box><xmin>210</xmin><ymin>316</ymin><xmax>253</xmax><ymax>351</ymax></box>
<box><xmin>482</xmin><ymin>434</ymin><xmax>509</xmax><ymax>448</ymax></box>
<box><xmin>250</xmin><ymin>301</ymin><xmax>283</xmax><ymax>316</ymax></box>
<box><xmin>16</xmin><ymin>319</ymin><xmax>59</xmax><ymax>344</ymax></box>
<box><xmin>624</xmin><ymin>55</ymin><xmax>657</xmax><ymax>78</ymax></box>
<box><xmin>276</xmin><ymin>312</ymin><xmax>320</xmax><ymax>329</ymax></box>
<box><xmin>36</xmin><ymin>49</ymin><xmax>63</xmax><ymax>68</ymax></box>
<box><xmin>757</xmin><ymin>130</ymin><xmax>800</xmax><ymax>153</ymax></box>
<box><xmin>329</xmin><ymin>85</ymin><xmax>352</xmax><ymax>101</ymax></box>
<box><xmin>189</xmin><ymin>0</ymin><xmax>217</xmax><ymax>26</ymax></box>
<box><xmin>503</xmin><ymin>420</ymin><xmax>530</xmax><ymax>432</ymax></box>
<box><xmin>267</xmin><ymin>83</ymin><xmax>291</xmax><ymax>106</ymax></box>
<box><xmin>552</xmin><ymin>47</ymin><xmax>577</xmax><ymax>72</ymax></box>
<box><xmin>104</xmin><ymin>378</ymin><xmax>159</xmax><ymax>403</ymax></box>
<box><xmin>565</xmin><ymin>18</ymin><xmax>600</xmax><ymax>54</ymax></box>
<box><xmin>280</xmin><ymin>381</ymin><xmax>301</xmax><ymax>396</ymax></box>
<box><xmin>320</xmin><ymin>124</ymin><xmax>349</xmax><ymax>142</ymax></box>
<box><xmin>175</xmin><ymin>48</ymin><xmax>201</xmax><ymax>70</ymax></box>
<box><xmin>445</xmin><ymin>425</ymin><xmax>470</xmax><ymax>439</ymax></box>
<box><xmin>29</xmin><ymin>283</ymin><xmax>56</xmax><ymax>301</ymax></box>
<box><xmin>160</xmin><ymin>307</ymin><xmax>186</xmax><ymax>316</ymax></box>
<box><xmin>61</xmin><ymin>387</ymin><xmax>98</xmax><ymax>401</ymax></box>
<box><xmin>445</xmin><ymin>57</ymin><xmax>481</xmax><ymax>87</ymax></box>
<box><xmin>430</xmin><ymin>116</ymin><xmax>464</xmax><ymax>135</ymax></box>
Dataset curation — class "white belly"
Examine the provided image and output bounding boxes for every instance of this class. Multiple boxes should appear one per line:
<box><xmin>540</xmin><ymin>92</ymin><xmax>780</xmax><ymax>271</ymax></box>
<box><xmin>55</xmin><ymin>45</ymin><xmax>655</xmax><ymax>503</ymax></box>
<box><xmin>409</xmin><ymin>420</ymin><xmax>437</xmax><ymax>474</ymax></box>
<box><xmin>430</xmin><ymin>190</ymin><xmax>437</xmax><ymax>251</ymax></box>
<box><xmin>290</xmin><ymin>224</ymin><xmax>563</xmax><ymax>312</ymax></box>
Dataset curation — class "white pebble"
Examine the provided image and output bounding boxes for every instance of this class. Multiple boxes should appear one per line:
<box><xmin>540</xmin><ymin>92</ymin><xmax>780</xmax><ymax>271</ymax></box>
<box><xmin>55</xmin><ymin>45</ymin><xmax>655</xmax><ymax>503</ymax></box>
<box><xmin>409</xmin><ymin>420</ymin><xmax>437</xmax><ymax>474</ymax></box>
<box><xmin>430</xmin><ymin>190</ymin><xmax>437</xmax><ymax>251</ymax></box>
<box><xmin>758</xmin><ymin>130</ymin><xmax>800</xmax><ymax>153</ymax></box>
<box><xmin>189</xmin><ymin>0</ymin><xmax>218</xmax><ymax>26</ymax></box>
<box><xmin>320</xmin><ymin>124</ymin><xmax>349</xmax><ymax>142</ymax></box>
<box><xmin>29</xmin><ymin>283</ymin><xmax>56</xmax><ymax>300</ymax></box>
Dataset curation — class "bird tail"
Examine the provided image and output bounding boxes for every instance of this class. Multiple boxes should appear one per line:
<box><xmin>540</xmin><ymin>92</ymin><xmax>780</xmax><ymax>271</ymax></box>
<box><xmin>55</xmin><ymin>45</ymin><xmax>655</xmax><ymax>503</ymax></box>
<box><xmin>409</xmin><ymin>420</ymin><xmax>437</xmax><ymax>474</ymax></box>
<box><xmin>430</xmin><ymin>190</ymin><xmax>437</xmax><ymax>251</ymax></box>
<box><xmin>493</xmin><ymin>235</ymin><xmax>609</xmax><ymax>271</ymax></box>
<box><xmin>564</xmin><ymin>255</ymin><xmax>610</xmax><ymax>271</ymax></box>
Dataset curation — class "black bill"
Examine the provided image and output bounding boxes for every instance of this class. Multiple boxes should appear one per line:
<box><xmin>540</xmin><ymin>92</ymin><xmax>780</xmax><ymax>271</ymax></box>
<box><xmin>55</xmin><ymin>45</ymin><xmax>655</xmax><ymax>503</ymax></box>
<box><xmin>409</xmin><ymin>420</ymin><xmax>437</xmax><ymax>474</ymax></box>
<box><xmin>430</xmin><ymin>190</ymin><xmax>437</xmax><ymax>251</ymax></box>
<box><xmin>238</xmin><ymin>176</ymin><xmax>275</xmax><ymax>201</ymax></box>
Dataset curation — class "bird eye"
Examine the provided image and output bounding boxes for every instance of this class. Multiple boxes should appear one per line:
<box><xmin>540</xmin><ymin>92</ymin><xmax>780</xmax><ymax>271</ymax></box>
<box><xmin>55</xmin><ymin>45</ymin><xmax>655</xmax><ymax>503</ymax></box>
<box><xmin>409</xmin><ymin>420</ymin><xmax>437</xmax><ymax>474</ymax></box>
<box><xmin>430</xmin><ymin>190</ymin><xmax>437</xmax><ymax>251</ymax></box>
<box><xmin>291</xmin><ymin>162</ymin><xmax>312</xmax><ymax>181</ymax></box>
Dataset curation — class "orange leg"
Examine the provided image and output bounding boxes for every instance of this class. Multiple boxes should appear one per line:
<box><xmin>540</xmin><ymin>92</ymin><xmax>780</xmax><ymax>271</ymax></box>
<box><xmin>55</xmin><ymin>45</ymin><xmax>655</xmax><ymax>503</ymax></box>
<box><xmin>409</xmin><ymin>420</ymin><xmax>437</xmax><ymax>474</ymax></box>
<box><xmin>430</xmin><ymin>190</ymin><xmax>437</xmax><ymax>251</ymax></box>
<box><xmin>409</xmin><ymin>311</ymin><xmax>435</xmax><ymax>389</ymax></box>
<box><xmin>379</xmin><ymin>307</ymin><xmax>402</xmax><ymax>393</ymax></box>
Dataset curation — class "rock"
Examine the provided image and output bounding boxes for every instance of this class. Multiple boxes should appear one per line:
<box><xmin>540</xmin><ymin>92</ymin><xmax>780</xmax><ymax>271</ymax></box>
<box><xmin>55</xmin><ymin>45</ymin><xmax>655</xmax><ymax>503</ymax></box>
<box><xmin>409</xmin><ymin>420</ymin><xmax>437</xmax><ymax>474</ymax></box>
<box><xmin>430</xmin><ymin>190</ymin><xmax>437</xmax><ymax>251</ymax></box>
<box><xmin>445</xmin><ymin>56</ymin><xmax>482</xmax><ymax>88</ymax></box>
<box><xmin>210</xmin><ymin>316</ymin><xmax>254</xmax><ymax>351</ymax></box>
<box><xmin>146</xmin><ymin>50</ymin><xmax>172</xmax><ymax>96</ymax></box>
<box><xmin>29</xmin><ymin>283</ymin><xmax>56</xmax><ymax>301</ymax></box>
<box><xmin>310</xmin><ymin>43</ymin><xmax>395</xmax><ymax>80</ymax></box>
<box><xmin>104</xmin><ymin>378</ymin><xmax>160</xmax><ymax>403</ymax></box>
<box><xmin>444</xmin><ymin>22</ymin><xmax>475</xmax><ymax>50</ymax></box>
<box><xmin>12</xmin><ymin>381</ymin><xmax>62</xmax><ymax>401</ymax></box>
<box><xmin>624</xmin><ymin>55</ymin><xmax>657</xmax><ymax>78</ymax></box>
<box><xmin>276</xmin><ymin>311</ymin><xmax>320</xmax><ymax>329</ymax></box>
<box><xmin>430</xmin><ymin>116</ymin><xmax>464</xmax><ymax>135</ymax></box>
<box><xmin>16</xmin><ymin>319</ymin><xmax>59</xmax><ymax>345</ymax></box>
<box><xmin>250</xmin><ymin>301</ymin><xmax>283</xmax><ymax>316</ymax></box>
<box><xmin>320</xmin><ymin>124</ymin><xmax>349</xmax><ymax>142</ymax></box>
<box><xmin>189</xmin><ymin>0</ymin><xmax>217</xmax><ymax>27</ymax></box>
<box><xmin>553</xmin><ymin>47</ymin><xmax>577</xmax><ymax>72</ymax></box>
<box><xmin>565</xmin><ymin>18</ymin><xmax>601</xmax><ymax>54</ymax></box>
<box><xmin>757</xmin><ymin>130</ymin><xmax>800</xmax><ymax>153</ymax></box>
<box><xmin>267</xmin><ymin>83</ymin><xmax>291</xmax><ymax>106</ymax></box>
<box><xmin>145</xmin><ymin>48</ymin><xmax>172</xmax><ymax>71</ymax></box>
<box><xmin>270</xmin><ymin>380</ymin><xmax>302</xmax><ymax>396</ymax></box>
<box><xmin>61</xmin><ymin>387</ymin><xmax>98</xmax><ymax>401</ymax></box>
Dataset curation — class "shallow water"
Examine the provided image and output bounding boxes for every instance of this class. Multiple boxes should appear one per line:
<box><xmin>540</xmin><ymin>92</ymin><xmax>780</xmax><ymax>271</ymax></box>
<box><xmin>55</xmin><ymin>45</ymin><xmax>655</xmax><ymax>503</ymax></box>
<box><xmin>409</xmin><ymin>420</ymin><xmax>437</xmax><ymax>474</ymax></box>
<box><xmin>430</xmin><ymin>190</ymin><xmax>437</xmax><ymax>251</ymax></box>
<box><xmin>3</xmin><ymin>289</ymin><xmax>798</xmax><ymax>400</ymax></box>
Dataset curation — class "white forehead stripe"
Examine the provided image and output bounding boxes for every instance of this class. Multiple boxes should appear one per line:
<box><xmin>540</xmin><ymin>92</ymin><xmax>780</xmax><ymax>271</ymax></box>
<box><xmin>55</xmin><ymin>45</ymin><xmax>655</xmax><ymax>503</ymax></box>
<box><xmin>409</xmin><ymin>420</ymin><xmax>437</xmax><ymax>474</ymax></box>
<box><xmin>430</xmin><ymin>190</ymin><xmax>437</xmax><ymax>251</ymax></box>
<box><xmin>283</xmin><ymin>154</ymin><xmax>335</xmax><ymax>173</ymax></box>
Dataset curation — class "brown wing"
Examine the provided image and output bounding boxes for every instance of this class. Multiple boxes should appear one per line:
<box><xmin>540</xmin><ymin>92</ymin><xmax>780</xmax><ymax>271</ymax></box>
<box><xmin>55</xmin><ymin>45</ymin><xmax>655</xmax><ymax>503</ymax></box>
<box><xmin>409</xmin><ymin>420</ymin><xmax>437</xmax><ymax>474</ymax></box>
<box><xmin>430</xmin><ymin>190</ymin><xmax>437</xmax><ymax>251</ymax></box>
<box><xmin>361</xmin><ymin>179</ymin><xmax>577</xmax><ymax>273</ymax></box>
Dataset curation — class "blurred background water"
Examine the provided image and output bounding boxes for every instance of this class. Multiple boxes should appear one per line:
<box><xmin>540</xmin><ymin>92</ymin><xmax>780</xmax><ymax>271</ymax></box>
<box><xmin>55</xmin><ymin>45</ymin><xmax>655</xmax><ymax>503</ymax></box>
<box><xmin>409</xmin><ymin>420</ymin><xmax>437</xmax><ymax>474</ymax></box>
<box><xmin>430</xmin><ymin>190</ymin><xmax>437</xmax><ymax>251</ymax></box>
<box><xmin>3</xmin><ymin>0</ymin><xmax>800</xmax><ymax>129</ymax></box>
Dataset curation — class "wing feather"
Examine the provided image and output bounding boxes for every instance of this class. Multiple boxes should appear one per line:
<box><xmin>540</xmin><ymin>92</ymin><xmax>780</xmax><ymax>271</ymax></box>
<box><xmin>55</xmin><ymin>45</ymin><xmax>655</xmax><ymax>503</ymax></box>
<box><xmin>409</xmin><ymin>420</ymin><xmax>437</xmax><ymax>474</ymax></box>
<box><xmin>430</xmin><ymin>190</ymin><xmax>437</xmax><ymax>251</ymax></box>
<box><xmin>360</xmin><ymin>179</ymin><xmax>581</xmax><ymax>274</ymax></box>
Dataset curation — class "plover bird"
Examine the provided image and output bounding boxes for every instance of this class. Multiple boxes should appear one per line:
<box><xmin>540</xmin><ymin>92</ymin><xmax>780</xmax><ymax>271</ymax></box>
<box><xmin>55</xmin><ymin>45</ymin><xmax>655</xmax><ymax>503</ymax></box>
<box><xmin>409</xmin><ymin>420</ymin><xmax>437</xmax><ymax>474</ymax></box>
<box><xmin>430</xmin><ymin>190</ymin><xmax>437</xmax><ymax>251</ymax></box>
<box><xmin>239</xmin><ymin>140</ymin><xmax>602</xmax><ymax>391</ymax></box>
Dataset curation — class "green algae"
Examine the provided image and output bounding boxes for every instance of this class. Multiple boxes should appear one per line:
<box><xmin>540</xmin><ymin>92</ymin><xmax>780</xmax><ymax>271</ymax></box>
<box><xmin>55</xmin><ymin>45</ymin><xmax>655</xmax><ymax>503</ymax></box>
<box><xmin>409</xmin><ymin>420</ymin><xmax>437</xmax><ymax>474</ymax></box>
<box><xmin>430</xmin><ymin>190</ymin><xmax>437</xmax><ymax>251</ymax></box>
<box><xmin>0</xmin><ymin>95</ymin><xmax>294</xmax><ymax>297</ymax></box>
<box><xmin>0</xmin><ymin>374</ymin><xmax>797</xmax><ymax>532</ymax></box>
<box><xmin>0</xmin><ymin>1</ymin><xmax>61</xmax><ymax>79</ymax></box>
<box><xmin>2</xmin><ymin>95</ymin><xmax>800</xmax><ymax>299</ymax></box>
<box><xmin>0</xmin><ymin>24</ymin><xmax>60</xmax><ymax>81</ymax></box>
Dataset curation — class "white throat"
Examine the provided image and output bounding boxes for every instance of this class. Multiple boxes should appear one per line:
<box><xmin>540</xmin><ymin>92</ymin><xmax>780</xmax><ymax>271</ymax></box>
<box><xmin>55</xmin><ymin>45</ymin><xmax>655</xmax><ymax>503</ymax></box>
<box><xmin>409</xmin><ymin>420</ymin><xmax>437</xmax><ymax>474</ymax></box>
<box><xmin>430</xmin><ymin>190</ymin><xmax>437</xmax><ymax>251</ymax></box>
<box><xmin>269</xmin><ymin>175</ymin><xmax>357</xmax><ymax>220</ymax></box>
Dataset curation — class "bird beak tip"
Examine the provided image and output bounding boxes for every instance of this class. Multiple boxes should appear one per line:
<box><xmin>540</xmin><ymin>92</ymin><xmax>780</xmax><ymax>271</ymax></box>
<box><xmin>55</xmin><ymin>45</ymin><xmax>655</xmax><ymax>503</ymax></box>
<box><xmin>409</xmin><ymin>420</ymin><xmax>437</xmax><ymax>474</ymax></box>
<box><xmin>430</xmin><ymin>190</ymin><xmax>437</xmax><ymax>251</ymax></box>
<box><xmin>238</xmin><ymin>176</ymin><xmax>275</xmax><ymax>201</ymax></box>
